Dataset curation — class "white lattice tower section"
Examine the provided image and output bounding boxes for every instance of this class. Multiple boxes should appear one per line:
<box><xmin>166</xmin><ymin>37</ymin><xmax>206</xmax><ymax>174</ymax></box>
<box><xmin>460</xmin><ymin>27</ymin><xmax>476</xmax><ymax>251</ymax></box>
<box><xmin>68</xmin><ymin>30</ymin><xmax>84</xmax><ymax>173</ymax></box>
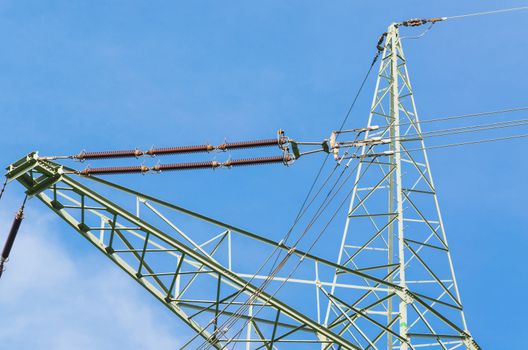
<box><xmin>323</xmin><ymin>23</ymin><xmax>479</xmax><ymax>350</ymax></box>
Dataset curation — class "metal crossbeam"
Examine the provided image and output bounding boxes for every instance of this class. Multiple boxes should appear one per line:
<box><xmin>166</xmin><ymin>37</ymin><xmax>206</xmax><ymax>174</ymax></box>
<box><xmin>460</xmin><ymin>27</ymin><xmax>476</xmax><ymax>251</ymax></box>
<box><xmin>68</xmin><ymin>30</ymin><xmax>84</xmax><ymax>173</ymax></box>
<box><xmin>9</xmin><ymin>156</ymin><xmax>413</xmax><ymax>349</ymax></box>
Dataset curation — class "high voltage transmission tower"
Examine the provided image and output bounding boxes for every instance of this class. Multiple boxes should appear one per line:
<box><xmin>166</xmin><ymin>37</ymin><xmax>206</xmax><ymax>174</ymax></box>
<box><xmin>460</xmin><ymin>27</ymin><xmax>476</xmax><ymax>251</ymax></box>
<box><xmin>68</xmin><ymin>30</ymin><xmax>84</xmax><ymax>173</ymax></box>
<box><xmin>2</xmin><ymin>10</ymin><xmax>528</xmax><ymax>349</ymax></box>
<box><xmin>326</xmin><ymin>21</ymin><xmax>475</xmax><ymax>350</ymax></box>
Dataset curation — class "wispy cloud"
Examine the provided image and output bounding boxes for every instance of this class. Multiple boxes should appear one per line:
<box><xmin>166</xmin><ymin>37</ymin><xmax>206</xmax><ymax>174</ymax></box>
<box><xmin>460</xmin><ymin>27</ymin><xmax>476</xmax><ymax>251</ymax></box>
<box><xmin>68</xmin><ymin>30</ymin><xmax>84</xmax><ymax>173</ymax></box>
<box><xmin>0</xmin><ymin>205</ymin><xmax>183</xmax><ymax>349</ymax></box>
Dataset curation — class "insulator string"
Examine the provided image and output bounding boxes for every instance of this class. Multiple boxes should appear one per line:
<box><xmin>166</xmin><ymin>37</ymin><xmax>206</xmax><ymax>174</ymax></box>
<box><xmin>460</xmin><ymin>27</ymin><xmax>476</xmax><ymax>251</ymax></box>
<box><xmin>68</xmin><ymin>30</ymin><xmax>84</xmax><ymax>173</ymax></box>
<box><xmin>0</xmin><ymin>177</ymin><xmax>8</xmax><ymax>202</ymax></box>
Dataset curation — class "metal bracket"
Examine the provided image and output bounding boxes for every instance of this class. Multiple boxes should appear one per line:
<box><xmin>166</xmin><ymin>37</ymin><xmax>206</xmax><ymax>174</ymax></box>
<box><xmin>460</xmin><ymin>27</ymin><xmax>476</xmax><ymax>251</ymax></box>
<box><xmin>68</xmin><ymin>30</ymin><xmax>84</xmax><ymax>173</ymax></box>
<box><xmin>5</xmin><ymin>152</ymin><xmax>39</xmax><ymax>182</ymax></box>
<box><xmin>395</xmin><ymin>288</ymin><xmax>414</xmax><ymax>304</ymax></box>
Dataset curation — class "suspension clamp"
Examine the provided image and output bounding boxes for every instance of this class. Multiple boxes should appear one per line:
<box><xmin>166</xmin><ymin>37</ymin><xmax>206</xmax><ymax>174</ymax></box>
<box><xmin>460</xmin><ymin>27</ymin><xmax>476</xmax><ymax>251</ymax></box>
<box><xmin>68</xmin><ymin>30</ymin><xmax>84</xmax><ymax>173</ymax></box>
<box><xmin>348</xmin><ymin>150</ymin><xmax>394</xmax><ymax>159</ymax></box>
<box><xmin>329</xmin><ymin>127</ymin><xmax>384</xmax><ymax>160</ymax></box>
<box><xmin>399</xmin><ymin>17</ymin><xmax>447</xmax><ymax>27</ymax></box>
<box><xmin>347</xmin><ymin>137</ymin><xmax>390</xmax><ymax>147</ymax></box>
<box><xmin>333</xmin><ymin>126</ymin><xmax>380</xmax><ymax>135</ymax></box>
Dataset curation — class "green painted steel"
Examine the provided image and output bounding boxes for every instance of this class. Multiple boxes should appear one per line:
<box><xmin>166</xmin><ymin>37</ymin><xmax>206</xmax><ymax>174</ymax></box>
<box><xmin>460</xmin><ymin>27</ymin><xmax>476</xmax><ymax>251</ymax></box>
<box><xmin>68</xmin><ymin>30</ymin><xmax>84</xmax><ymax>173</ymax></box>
<box><xmin>323</xmin><ymin>23</ymin><xmax>480</xmax><ymax>350</ymax></box>
<box><xmin>3</xmin><ymin>22</ymin><xmax>482</xmax><ymax>350</ymax></box>
<box><xmin>9</xmin><ymin>158</ymin><xmax>370</xmax><ymax>349</ymax></box>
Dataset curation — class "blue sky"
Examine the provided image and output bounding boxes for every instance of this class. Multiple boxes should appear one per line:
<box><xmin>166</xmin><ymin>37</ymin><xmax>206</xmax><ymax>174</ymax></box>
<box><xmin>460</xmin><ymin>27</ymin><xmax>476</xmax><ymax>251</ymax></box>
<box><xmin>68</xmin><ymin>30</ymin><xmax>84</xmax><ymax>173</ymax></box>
<box><xmin>0</xmin><ymin>1</ymin><xmax>527</xmax><ymax>349</ymax></box>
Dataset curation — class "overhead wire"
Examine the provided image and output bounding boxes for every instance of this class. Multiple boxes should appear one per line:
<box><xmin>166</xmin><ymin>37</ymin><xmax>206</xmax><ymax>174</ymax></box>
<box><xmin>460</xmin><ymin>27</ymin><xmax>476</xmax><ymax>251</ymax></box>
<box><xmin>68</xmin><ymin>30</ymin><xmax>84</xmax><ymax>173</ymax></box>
<box><xmin>344</xmin><ymin>132</ymin><xmax>528</xmax><ymax>161</ymax></box>
<box><xmin>236</xmin><ymin>20</ymin><xmax>385</xmax><ymax>293</ymax></box>
<box><xmin>32</xmin><ymin>6</ymin><xmax>528</xmax><ymax>347</ymax></box>
<box><xmin>194</xmin><ymin>35</ymin><xmax>384</xmax><ymax>345</ymax></box>
<box><xmin>183</xmin><ymin>142</ymin><xmax>358</xmax><ymax>349</ymax></box>
<box><xmin>395</xmin><ymin>118</ymin><xmax>528</xmax><ymax>141</ymax></box>
<box><xmin>223</xmin><ymin>156</ymin><xmax>379</xmax><ymax>348</ymax></box>
<box><xmin>195</xmin><ymin>23</ymin><xmax>387</xmax><ymax>349</ymax></box>
<box><xmin>445</xmin><ymin>6</ymin><xmax>528</xmax><ymax>20</ymax></box>
<box><xmin>220</xmin><ymin>161</ymin><xmax>363</xmax><ymax>349</ymax></box>
<box><xmin>336</xmin><ymin>52</ymin><xmax>381</xmax><ymax>135</ymax></box>
<box><xmin>343</xmin><ymin>124</ymin><xmax>528</xmax><ymax>160</ymax></box>
<box><xmin>406</xmin><ymin>119</ymin><xmax>528</xmax><ymax>139</ymax></box>
<box><xmin>214</xmin><ymin>147</ymin><xmax>378</xmax><ymax>349</ymax></box>
<box><xmin>191</xmin><ymin>155</ymin><xmax>354</xmax><ymax>349</ymax></box>
<box><xmin>401</xmin><ymin>22</ymin><xmax>436</xmax><ymax>40</ymax></box>
<box><xmin>334</xmin><ymin>106</ymin><xmax>528</xmax><ymax>134</ymax></box>
<box><xmin>184</xmin><ymin>148</ymin><xmax>353</xmax><ymax>347</ymax></box>
<box><xmin>204</xmin><ymin>10</ymin><xmax>528</xmax><ymax>344</ymax></box>
<box><xmin>402</xmin><ymin>133</ymin><xmax>528</xmax><ymax>154</ymax></box>
<box><xmin>196</xmin><ymin>150</ymin><xmax>361</xmax><ymax>350</ymax></box>
<box><xmin>397</xmin><ymin>107</ymin><xmax>528</xmax><ymax>128</ymax></box>
<box><xmin>197</xmin><ymin>30</ymin><xmax>388</xmax><ymax>348</ymax></box>
<box><xmin>225</xmin><ymin>128</ymin><xmax>528</xmax><ymax>347</ymax></box>
<box><xmin>352</xmin><ymin>117</ymin><xmax>528</xmax><ymax>143</ymax></box>
<box><xmin>189</xmin><ymin>137</ymin><xmax>343</xmax><ymax>348</ymax></box>
<box><xmin>217</xmin><ymin>7</ymin><xmax>528</xmax><ymax>345</ymax></box>
<box><xmin>0</xmin><ymin>3</ymin><xmax>526</xmax><ymax>349</ymax></box>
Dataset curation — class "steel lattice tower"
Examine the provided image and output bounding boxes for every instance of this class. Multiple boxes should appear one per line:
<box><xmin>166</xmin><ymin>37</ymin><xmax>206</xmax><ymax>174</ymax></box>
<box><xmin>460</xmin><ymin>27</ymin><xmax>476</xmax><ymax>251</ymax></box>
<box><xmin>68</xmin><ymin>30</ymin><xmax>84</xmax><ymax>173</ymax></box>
<box><xmin>2</xmin><ymin>22</ymin><xmax>481</xmax><ymax>349</ymax></box>
<box><xmin>325</xmin><ymin>23</ymin><xmax>478</xmax><ymax>349</ymax></box>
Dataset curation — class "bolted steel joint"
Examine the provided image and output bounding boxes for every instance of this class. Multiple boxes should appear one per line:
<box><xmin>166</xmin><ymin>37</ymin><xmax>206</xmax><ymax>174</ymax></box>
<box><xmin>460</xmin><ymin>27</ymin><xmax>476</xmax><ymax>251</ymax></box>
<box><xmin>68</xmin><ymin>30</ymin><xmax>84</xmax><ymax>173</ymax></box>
<box><xmin>395</xmin><ymin>288</ymin><xmax>414</xmax><ymax>304</ymax></box>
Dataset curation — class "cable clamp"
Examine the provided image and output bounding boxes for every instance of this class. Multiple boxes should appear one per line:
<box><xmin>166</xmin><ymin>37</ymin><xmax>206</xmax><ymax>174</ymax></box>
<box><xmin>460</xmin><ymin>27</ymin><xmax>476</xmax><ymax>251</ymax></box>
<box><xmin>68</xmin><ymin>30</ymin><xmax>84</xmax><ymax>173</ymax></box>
<box><xmin>351</xmin><ymin>150</ymin><xmax>394</xmax><ymax>159</ymax></box>
<box><xmin>350</xmin><ymin>137</ymin><xmax>390</xmax><ymax>147</ymax></box>
<box><xmin>399</xmin><ymin>17</ymin><xmax>447</xmax><ymax>27</ymax></box>
<box><xmin>333</xmin><ymin>125</ymin><xmax>380</xmax><ymax>135</ymax></box>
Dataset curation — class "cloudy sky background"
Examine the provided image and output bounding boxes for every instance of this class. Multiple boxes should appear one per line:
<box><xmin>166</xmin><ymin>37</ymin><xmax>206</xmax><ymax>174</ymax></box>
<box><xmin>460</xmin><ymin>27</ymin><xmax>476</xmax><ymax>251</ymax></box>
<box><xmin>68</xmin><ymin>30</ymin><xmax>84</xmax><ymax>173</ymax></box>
<box><xmin>0</xmin><ymin>203</ymin><xmax>186</xmax><ymax>349</ymax></box>
<box><xmin>0</xmin><ymin>1</ymin><xmax>527</xmax><ymax>349</ymax></box>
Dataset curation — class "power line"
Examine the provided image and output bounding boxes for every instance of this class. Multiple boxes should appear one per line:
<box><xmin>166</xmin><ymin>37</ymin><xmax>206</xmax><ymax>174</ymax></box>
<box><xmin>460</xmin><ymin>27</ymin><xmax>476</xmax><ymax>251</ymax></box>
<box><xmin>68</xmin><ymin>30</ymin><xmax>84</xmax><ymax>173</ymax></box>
<box><xmin>222</xmin><ymin>158</ymin><xmax>380</xmax><ymax>348</ymax></box>
<box><xmin>350</xmin><ymin>132</ymin><xmax>528</xmax><ymax>160</ymax></box>
<box><xmin>368</xmin><ymin>117</ymin><xmax>528</xmax><ymax>141</ymax></box>
<box><xmin>446</xmin><ymin>6</ymin><xmax>528</xmax><ymax>20</ymax></box>
<box><xmin>193</xmin><ymin>42</ymin><xmax>381</xmax><ymax>350</ymax></box>
<box><xmin>336</xmin><ymin>41</ymin><xmax>385</xmax><ymax>135</ymax></box>
<box><xmin>195</xmin><ymin>27</ymin><xmax>388</xmax><ymax>348</ymax></box>
<box><xmin>399</xmin><ymin>118</ymin><xmax>528</xmax><ymax>140</ymax></box>
<box><xmin>197</xmin><ymin>146</ymin><xmax>366</xmax><ymax>349</ymax></box>
<box><xmin>202</xmin><ymin>29</ymin><xmax>528</xmax><ymax>345</ymax></box>
<box><xmin>401</xmin><ymin>22</ymin><xmax>436</xmax><ymax>40</ymax></box>
<box><xmin>334</xmin><ymin>118</ymin><xmax>528</xmax><ymax>161</ymax></box>
<box><xmin>336</xmin><ymin>106</ymin><xmax>528</xmax><ymax>135</ymax></box>
<box><xmin>399</xmin><ymin>107</ymin><xmax>528</xmax><ymax>128</ymax></box>
<box><xmin>404</xmin><ymin>133</ymin><xmax>528</xmax><ymax>153</ymax></box>
<box><xmin>198</xmin><ymin>155</ymin><xmax>361</xmax><ymax>350</ymax></box>
<box><xmin>185</xmin><ymin>66</ymin><xmax>374</xmax><ymax>347</ymax></box>
<box><xmin>194</xmin><ymin>145</ymin><xmax>359</xmax><ymax>348</ymax></box>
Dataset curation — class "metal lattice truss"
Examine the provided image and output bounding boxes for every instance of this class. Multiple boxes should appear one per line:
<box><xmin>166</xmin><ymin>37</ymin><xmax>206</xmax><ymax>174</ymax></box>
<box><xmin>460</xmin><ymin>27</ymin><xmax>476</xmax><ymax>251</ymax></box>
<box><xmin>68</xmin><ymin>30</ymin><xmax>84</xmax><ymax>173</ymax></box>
<box><xmin>6</xmin><ymin>156</ymin><xmax>414</xmax><ymax>349</ymax></box>
<box><xmin>325</xmin><ymin>24</ymin><xmax>479</xmax><ymax>350</ymax></box>
<box><xmin>4</xmin><ymin>24</ymin><xmax>480</xmax><ymax>350</ymax></box>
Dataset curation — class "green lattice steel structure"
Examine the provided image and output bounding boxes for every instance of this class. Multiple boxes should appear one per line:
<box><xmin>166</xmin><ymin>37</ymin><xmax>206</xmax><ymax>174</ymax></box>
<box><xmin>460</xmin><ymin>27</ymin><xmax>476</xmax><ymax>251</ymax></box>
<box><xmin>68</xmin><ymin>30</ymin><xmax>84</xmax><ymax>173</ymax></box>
<box><xmin>5</xmin><ymin>23</ymin><xmax>480</xmax><ymax>349</ymax></box>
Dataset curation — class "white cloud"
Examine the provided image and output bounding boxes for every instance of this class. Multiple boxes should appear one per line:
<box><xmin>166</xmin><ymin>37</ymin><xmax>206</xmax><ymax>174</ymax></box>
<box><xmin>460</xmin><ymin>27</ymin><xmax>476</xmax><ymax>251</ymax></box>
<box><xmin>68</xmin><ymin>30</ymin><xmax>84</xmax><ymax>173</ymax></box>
<box><xmin>0</xmin><ymin>204</ymin><xmax>184</xmax><ymax>350</ymax></box>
